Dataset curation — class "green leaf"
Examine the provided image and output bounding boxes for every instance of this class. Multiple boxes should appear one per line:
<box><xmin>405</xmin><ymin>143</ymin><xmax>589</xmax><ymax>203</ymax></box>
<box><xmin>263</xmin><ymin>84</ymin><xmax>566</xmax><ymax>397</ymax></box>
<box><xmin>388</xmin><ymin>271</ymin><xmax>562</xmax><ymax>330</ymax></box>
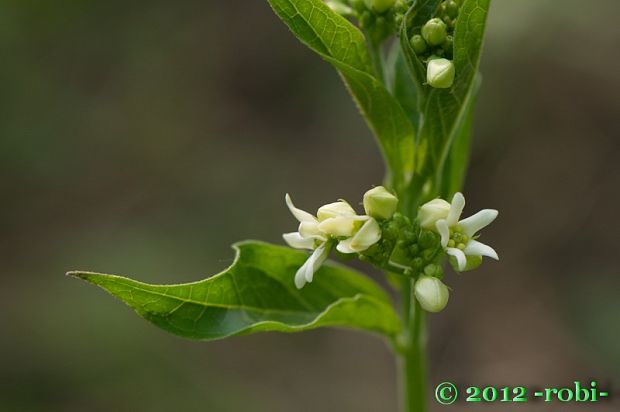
<box><xmin>401</xmin><ymin>0</ymin><xmax>490</xmax><ymax>201</ymax></box>
<box><xmin>267</xmin><ymin>0</ymin><xmax>415</xmax><ymax>193</ymax></box>
<box><xmin>69</xmin><ymin>241</ymin><xmax>401</xmax><ymax>341</ymax></box>
<box><xmin>386</xmin><ymin>43</ymin><xmax>421</xmax><ymax>132</ymax></box>
<box><xmin>440</xmin><ymin>72</ymin><xmax>481</xmax><ymax>197</ymax></box>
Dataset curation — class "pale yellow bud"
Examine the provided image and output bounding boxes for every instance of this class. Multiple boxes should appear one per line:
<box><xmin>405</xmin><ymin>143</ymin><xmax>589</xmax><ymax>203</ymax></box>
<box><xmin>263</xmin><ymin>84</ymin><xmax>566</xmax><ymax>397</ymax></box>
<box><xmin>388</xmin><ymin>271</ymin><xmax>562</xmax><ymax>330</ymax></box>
<box><xmin>414</xmin><ymin>276</ymin><xmax>449</xmax><ymax>312</ymax></box>
<box><xmin>418</xmin><ymin>198</ymin><xmax>450</xmax><ymax>229</ymax></box>
<box><xmin>363</xmin><ymin>186</ymin><xmax>398</xmax><ymax>220</ymax></box>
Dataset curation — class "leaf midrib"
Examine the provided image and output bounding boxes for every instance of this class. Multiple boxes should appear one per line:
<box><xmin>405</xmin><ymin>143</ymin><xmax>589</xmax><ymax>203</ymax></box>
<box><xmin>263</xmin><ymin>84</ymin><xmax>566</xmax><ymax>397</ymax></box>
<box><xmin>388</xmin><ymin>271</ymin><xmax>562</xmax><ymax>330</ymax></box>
<box><xmin>107</xmin><ymin>279</ymin><xmax>372</xmax><ymax>318</ymax></box>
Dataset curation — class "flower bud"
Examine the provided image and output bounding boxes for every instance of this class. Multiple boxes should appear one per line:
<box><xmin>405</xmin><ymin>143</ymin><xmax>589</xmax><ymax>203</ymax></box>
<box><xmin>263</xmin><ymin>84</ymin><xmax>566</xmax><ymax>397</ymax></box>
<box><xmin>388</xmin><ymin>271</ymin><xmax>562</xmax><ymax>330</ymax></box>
<box><xmin>418</xmin><ymin>198</ymin><xmax>450</xmax><ymax>229</ymax></box>
<box><xmin>426</xmin><ymin>58</ymin><xmax>455</xmax><ymax>89</ymax></box>
<box><xmin>317</xmin><ymin>200</ymin><xmax>356</xmax><ymax>221</ymax></box>
<box><xmin>421</xmin><ymin>18</ymin><xmax>447</xmax><ymax>46</ymax></box>
<box><xmin>363</xmin><ymin>186</ymin><xmax>399</xmax><ymax>220</ymax></box>
<box><xmin>423</xmin><ymin>263</ymin><xmax>443</xmax><ymax>278</ymax></box>
<box><xmin>418</xmin><ymin>229</ymin><xmax>439</xmax><ymax>249</ymax></box>
<box><xmin>410</xmin><ymin>34</ymin><xmax>428</xmax><ymax>55</ymax></box>
<box><xmin>445</xmin><ymin>0</ymin><xmax>459</xmax><ymax>19</ymax></box>
<box><xmin>414</xmin><ymin>276</ymin><xmax>449</xmax><ymax>312</ymax></box>
<box><xmin>371</xmin><ymin>0</ymin><xmax>396</xmax><ymax>12</ymax></box>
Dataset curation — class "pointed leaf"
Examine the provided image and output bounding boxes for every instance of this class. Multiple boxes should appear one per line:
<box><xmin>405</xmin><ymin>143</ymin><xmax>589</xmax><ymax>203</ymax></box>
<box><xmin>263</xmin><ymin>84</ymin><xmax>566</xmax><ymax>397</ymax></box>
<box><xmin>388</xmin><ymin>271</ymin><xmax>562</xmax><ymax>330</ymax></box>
<box><xmin>69</xmin><ymin>241</ymin><xmax>401</xmax><ymax>341</ymax></box>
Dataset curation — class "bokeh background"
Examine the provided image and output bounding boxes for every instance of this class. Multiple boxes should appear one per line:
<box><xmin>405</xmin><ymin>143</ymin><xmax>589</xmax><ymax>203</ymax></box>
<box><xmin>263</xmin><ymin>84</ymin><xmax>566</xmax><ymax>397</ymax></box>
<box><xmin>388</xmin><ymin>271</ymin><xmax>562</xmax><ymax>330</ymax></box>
<box><xmin>2</xmin><ymin>1</ymin><xmax>619</xmax><ymax>411</ymax></box>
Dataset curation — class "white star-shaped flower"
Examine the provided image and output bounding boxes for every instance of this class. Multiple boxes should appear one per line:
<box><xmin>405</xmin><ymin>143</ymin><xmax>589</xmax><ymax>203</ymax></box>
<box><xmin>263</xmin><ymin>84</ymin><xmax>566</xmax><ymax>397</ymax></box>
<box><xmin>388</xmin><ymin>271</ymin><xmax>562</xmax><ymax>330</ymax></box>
<box><xmin>431</xmin><ymin>192</ymin><xmax>499</xmax><ymax>271</ymax></box>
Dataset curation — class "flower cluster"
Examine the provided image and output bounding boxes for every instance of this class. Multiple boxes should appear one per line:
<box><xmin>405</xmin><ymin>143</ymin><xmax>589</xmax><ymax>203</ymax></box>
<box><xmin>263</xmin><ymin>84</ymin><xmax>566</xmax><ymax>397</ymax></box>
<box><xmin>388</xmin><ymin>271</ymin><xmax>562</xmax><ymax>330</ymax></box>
<box><xmin>413</xmin><ymin>192</ymin><xmax>498</xmax><ymax>312</ymax></box>
<box><xmin>283</xmin><ymin>187</ymin><xmax>498</xmax><ymax>314</ymax></box>
<box><xmin>419</xmin><ymin>192</ymin><xmax>498</xmax><ymax>271</ymax></box>
<box><xmin>409</xmin><ymin>0</ymin><xmax>460</xmax><ymax>88</ymax></box>
<box><xmin>283</xmin><ymin>186</ymin><xmax>398</xmax><ymax>288</ymax></box>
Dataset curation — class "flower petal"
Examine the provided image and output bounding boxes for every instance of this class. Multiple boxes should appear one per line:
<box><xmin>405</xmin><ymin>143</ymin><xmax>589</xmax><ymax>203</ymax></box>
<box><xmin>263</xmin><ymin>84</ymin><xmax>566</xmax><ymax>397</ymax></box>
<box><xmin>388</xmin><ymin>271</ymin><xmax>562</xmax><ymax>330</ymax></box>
<box><xmin>459</xmin><ymin>209</ymin><xmax>498</xmax><ymax>237</ymax></box>
<box><xmin>285</xmin><ymin>193</ymin><xmax>317</xmax><ymax>223</ymax></box>
<box><xmin>294</xmin><ymin>263</ymin><xmax>308</xmax><ymax>289</ymax></box>
<box><xmin>464</xmin><ymin>239</ymin><xmax>499</xmax><ymax>260</ymax></box>
<box><xmin>299</xmin><ymin>221</ymin><xmax>325</xmax><ymax>241</ymax></box>
<box><xmin>349</xmin><ymin>218</ymin><xmax>381</xmax><ymax>252</ymax></box>
<box><xmin>317</xmin><ymin>200</ymin><xmax>356</xmax><ymax>221</ymax></box>
<box><xmin>435</xmin><ymin>219</ymin><xmax>450</xmax><ymax>248</ymax></box>
<box><xmin>304</xmin><ymin>242</ymin><xmax>331</xmax><ymax>283</ymax></box>
<box><xmin>446</xmin><ymin>247</ymin><xmax>467</xmax><ymax>271</ymax></box>
<box><xmin>282</xmin><ymin>232</ymin><xmax>315</xmax><ymax>250</ymax></box>
<box><xmin>336</xmin><ymin>238</ymin><xmax>356</xmax><ymax>254</ymax></box>
<box><xmin>446</xmin><ymin>192</ymin><xmax>465</xmax><ymax>226</ymax></box>
<box><xmin>318</xmin><ymin>216</ymin><xmax>360</xmax><ymax>237</ymax></box>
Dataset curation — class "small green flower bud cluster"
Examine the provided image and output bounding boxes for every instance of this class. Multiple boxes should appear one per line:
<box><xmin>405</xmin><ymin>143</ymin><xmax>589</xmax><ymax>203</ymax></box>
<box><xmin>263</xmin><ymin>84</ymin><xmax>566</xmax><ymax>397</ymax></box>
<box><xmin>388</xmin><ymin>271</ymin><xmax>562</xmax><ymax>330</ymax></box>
<box><xmin>331</xmin><ymin>0</ymin><xmax>413</xmax><ymax>42</ymax></box>
<box><xmin>360</xmin><ymin>213</ymin><xmax>444</xmax><ymax>279</ymax></box>
<box><xmin>408</xmin><ymin>0</ymin><xmax>460</xmax><ymax>88</ymax></box>
<box><xmin>359</xmin><ymin>212</ymin><xmax>449</xmax><ymax>313</ymax></box>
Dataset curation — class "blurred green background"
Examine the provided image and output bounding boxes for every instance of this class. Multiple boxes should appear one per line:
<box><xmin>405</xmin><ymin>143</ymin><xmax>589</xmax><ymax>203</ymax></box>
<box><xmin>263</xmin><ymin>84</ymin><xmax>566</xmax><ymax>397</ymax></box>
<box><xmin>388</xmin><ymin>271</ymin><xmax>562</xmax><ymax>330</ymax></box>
<box><xmin>2</xmin><ymin>1</ymin><xmax>619</xmax><ymax>411</ymax></box>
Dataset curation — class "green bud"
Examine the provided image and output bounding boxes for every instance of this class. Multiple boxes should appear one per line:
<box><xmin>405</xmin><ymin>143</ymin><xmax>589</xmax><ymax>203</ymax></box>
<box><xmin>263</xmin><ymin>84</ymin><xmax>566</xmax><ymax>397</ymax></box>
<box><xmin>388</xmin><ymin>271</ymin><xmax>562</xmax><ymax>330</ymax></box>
<box><xmin>418</xmin><ymin>229</ymin><xmax>439</xmax><ymax>249</ymax></box>
<box><xmin>412</xmin><ymin>257</ymin><xmax>425</xmax><ymax>269</ymax></box>
<box><xmin>421</xmin><ymin>18</ymin><xmax>447</xmax><ymax>46</ymax></box>
<box><xmin>409</xmin><ymin>244</ymin><xmax>420</xmax><ymax>256</ymax></box>
<box><xmin>423</xmin><ymin>263</ymin><xmax>440</xmax><ymax>277</ymax></box>
<box><xmin>363</xmin><ymin>186</ymin><xmax>399</xmax><ymax>220</ymax></box>
<box><xmin>372</xmin><ymin>0</ymin><xmax>396</xmax><ymax>13</ymax></box>
<box><xmin>394</xmin><ymin>0</ymin><xmax>407</xmax><ymax>13</ymax></box>
<box><xmin>422</xmin><ymin>248</ymin><xmax>438</xmax><ymax>261</ymax></box>
<box><xmin>446</xmin><ymin>0</ymin><xmax>459</xmax><ymax>19</ymax></box>
<box><xmin>415</xmin><ymin>276</ymin><xmax>449</xmax><ymax>312</ymax></box>
<box><xmin>402</xmin><ymin>230</ymin><xmax>415</xmax><ymax>243</ymax></box>
<box><xmin>394</xmin><ymin>14</ymin><xmax>403</xmax><ymax>28</ymax></box>
<box><xmin>426</xmin><ymin>58</ymin><xmax>455</xmax><ymax>88</ymax></box>
<box><xmin>410</xmin><ymin>34</ymin><xmax>428</xmax><ymax>55</ymax></box>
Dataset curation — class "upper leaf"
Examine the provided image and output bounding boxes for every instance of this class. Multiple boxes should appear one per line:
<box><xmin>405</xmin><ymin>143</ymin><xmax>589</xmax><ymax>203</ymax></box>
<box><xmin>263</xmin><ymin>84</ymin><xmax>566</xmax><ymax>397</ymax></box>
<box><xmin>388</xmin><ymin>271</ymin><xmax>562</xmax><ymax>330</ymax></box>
<box><xmin>267</xmin><ymin>0</ymin><xmax>416</xmax><ymax>194</ymax></box>
<box><xmin>69</xmin><ymin>241</ymin><xmax>401</xmax><ymax>341</ymax></box>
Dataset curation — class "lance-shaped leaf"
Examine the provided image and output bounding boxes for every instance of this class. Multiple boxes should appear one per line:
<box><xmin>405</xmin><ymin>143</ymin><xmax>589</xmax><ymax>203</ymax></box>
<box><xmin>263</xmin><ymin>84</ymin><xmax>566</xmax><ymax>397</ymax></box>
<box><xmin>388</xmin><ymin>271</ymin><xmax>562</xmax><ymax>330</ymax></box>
<box><xmin>267</xmin><ymin>0</ymin><xmax>415</xmax><ymax>193</ymax></box>
<box><xmin>401</xmin><ymin>0</ymin><xmax>490</xmax><ymax>198</ymax></box>
<box><xmin>69</xmin><ymin>241</ymin><xmax>401</xmax><ymax>341</ymax></box>
<box><xmin>439</xmin><ymin>73</ymin><xmax>482</xmax><ymax>198</ymax></box>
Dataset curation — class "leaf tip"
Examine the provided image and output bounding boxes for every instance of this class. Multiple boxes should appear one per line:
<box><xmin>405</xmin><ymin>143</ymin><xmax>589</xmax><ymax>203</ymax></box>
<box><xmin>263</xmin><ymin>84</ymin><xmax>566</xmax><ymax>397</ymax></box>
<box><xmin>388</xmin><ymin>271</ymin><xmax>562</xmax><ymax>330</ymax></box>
<box><xmin>66</xmin><ymin>270</ymin><xmax>103</xmax><ymax>283</ymax></box>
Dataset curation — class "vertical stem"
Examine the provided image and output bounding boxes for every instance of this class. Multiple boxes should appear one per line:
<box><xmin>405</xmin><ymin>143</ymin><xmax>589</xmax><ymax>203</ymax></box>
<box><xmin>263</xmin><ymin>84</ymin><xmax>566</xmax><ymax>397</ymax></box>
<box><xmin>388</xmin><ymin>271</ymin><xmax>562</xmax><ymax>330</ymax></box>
<box><xmin>366</xmin><ymin>35</ymin><xmax>386</xmax><ymax>84</ymax></box>
<box><xmin>399</xmin><ymin>278</ymin><xmax>427</xmax><ymax>412</ymax></box>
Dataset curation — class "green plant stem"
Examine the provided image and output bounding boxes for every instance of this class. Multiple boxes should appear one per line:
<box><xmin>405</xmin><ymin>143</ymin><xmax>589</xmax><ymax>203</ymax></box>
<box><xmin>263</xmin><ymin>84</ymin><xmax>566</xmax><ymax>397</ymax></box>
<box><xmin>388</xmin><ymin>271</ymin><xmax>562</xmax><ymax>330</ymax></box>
<box><xmin>399</xmin><ymin>277</ymin><xmax>427</xmax><ymax>412</ymax></box>
<box><xmin>366</xmin><ymin>36</ymin><xmax>385</xmax><ymax>83</ymax></box>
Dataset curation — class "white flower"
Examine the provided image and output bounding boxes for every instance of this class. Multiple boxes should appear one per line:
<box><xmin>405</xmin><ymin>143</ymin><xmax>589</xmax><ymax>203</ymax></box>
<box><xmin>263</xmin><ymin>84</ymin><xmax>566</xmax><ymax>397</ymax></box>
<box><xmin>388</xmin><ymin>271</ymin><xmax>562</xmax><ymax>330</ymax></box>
<box><xmin>283</xmin><ymin>193</ymin><xmax>382</xmax><ymax>288</ymax></box>
<box><xmin>428</xmin><ymin>192</ymin><xmax>499</xmax><ymax>271</ymax></box>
